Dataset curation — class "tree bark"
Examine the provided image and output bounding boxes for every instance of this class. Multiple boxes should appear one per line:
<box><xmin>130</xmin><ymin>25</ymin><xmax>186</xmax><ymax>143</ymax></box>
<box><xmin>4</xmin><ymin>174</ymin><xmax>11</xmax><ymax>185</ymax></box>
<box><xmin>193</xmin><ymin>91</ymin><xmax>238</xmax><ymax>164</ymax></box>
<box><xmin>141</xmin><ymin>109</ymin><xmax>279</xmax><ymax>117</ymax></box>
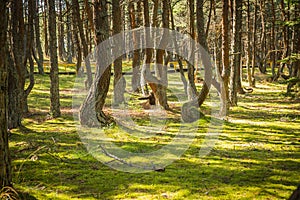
<box><xmin>229</xmin><ymin>0</ymin><xmax>242</xmax><ymax>106</ymax></box>
<box><xmin>43</xmin><ymin>0</ymin><xmax>49</xmax><ymax>57</ymax></box>
<box><xmin>0</xmin><ymin>0</ymin><xmax>12</xmax><ymax>188</ymax></box>
<box><xmin>187</xmin><ymin>0</ymin><xmax>198</xmax><ymax>100</ymax></box>
<box><xmin>23</xmin><ymin>0</ymin><xmax>35</xmax><ymax>114</ymax></box>
<box><xmin>112</xmin><ymin>0</ymin><xmax>125</xmax><ymax>105</ymax></box>
<box><xmin>66</xmin><ymin>3</ymin><xmax>73</xmax><ymax>64</ymax></box>
<box><xmin>72</xmin><ymin>0</ymin><xmax>93</xmax><ymax>88</ymax></box>
<box><xmin>221</xmin><ymin>0</ymin><xmax>230</xmax><ymax>114</ymax></box>
<box><xmin>196</xmin><ymin>0</ymin><xmax>211</xmax><ymax>107</ymax></box>
<box><xmin>34</xmin><ymin>0</ymin><xmax>44</xmax><ymax>74</ymax></box>
<box><xmin>142</xmin><ymin>0</ymin><xmax>169</xmax><ymax>109</ymax></box>
<box><xmin>58</xmin><ymin>0</ymin><xmax>66</xmax><ymax>61</ymax></box>
<box><xmin>128</xmin><ymin>2</ymin><xmax>141</xmax><ymax>92</ymax></box>
<box><xmin>79</xmin><ymin>0</ymin><xmax>112</xmax><ymax>127</ymax></box>
<box><xmin>48</xmin><ymin>0</ymin><xmax>61</xmax><ymax>117</ymax></box>
<box><xmin>8</xmin><ymin>0</ymin><xmax>26</xmax><ymax>129</ymax></box>
<box><xmin>155</xmin><ymin>0</ymin><xmax>170</xmax><ymax>109</ymax></box>
<box><xmin>251</xmin><ymin>0</ymin><xmax>257</xmax><ymax>87</ymax></box>
<box><xmin>169</xmin><ymin>2</ymin><xmax>188</xmax><ymax>95</ymax></box>
<box><xmin>270</xmin><ymin>0</ymin><xmax>277</xmax><ymax>78</ymax></box>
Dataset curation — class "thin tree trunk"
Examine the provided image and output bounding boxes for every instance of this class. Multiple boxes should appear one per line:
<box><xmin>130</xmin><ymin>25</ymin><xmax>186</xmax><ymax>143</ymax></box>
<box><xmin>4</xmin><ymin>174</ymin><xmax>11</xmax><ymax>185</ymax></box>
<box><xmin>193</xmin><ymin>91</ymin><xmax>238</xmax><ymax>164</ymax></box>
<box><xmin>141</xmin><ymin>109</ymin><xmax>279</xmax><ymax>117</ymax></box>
<box><xmin>270</xmin><ymin>0</ymin><xmax>277</xmax><ymax>78</ymax></box>
<box><xmin>23</xmin><ymin>0</ymin><xmax>35</xmax><ymax>114</ymax></box>
<box><xmin>246</xmin><ymin>0</ymin><xmax>253</xmax><ymax>87</ymax></box>
<box><xmin>129</xmin><ymin>2</ymin><xmax>141</xmax><ymax>92</ymax></box>
<box><xmin>58</xmin><ymin>0</ymin><xmax>66</xmax><ymax>61</ymax></box>
<box><xmin>66</xmin><ymin>5</ymin><xmax>73</xmax><ymax>63</ymax></box>
<box><xmin>275</xmin><ymin>0</ymin><xmax>290</xmax><ymax>80</ymax></box>
<box><xmin>221</xmin><ymin>0</ymin><xmax>230</xmax><ymax>114</ymax></box>
<box><xmin>259</xmin><ymin>0</ymin><xmax>266</xmax><ymax>74</ymax></box>
<box><xmin>229</xmin><ymin>0</ymin><xmax>242</xmax><ymax>106</ymax></box>
<box><xmin>34</xmin><ymin>0</ymin><xmax>44</xmax><ymax>74</ymax></box>
<box><xmin>43</xmin><ymin>0</ymin><xmax>49</xmax><ymax>57</ymax></box>
<box><xmin>112</xmin><ymin>0</ymin><xmax>125</xmax><ymax>105</ymax></box>
<box><xmin>187</xmin><ymin>0</ymin><xmax>198</xmax><ymax>100</ymax></box>
<box><xmin>196</xmin><ymin>0</ymin><xmax>211</xmax><ymax>107</ymax></box>
<box><xmin>205</xmin><ymin>0</ymin><xmax>213</xmax><ymax>38</ymax></box>
<box><xmin>72</xmin><ymin>0</ymin><xmax>93</xmax><ymax>88</ymax></box>
<box><xmin>155</xmin><ymin>0</ymin><xmax>170</xmax><ymax>109</ymax></box>
<box><xmin>169</xmin><ymin>1</ymin><xmax>188</xmax><ymax>95</ymax></box>
<box><xmin>250</xmin><ymin>0</ymin><xmax>257</xmax><ymax>87</ymax></box>
<box><xmin>48</xmin><ymin>0</ymin><xmax>61</xmax><ymax>117</ymax></box>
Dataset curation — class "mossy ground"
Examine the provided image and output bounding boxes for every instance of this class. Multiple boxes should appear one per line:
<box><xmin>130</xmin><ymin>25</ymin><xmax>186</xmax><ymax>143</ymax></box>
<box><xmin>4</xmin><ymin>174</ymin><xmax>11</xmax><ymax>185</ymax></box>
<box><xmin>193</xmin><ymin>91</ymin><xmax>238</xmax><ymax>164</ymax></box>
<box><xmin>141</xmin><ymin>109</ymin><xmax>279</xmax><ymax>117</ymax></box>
<box><xmin>8</xmin><ymin>63</ymin><xmax>300</xmax><ymax>199</ymax></box>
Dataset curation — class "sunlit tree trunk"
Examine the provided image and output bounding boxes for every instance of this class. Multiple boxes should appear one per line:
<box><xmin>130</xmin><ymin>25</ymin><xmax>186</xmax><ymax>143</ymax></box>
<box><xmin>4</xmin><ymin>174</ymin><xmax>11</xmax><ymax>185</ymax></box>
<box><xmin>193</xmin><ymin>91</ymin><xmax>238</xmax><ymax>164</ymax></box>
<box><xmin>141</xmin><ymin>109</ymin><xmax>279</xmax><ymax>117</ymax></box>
<box><xmin>155</xmin><ymin>0</ymin><xmax>170</xmax><ymax>109</ymax></box>
<box><xmin>250</xmin><ymin>0</ymin><xmax>257</xmax><ymax>87</ymax></box>
<box><xmin>246</xmin><ymin>0</ymin><xmax>253</xmax><ymax>87</ymax></box>
<box><xmin>196</xmin><ymin>0</ymin><xmax>212</xmax><ymax>107</ymax></box>
<box><xmin>43</xmin><ymin>0</ymin><xmax>49</xmax><ymax>57</ymax></box>
<box><xmin>221</xmin><ymin>0</ymin><xmax>230</xmax><ymax>114</ymax></box>
<box><xmin>58</xmin><ymin>0</ymin><xmax>66</xmax><ymax>61</ymax></box>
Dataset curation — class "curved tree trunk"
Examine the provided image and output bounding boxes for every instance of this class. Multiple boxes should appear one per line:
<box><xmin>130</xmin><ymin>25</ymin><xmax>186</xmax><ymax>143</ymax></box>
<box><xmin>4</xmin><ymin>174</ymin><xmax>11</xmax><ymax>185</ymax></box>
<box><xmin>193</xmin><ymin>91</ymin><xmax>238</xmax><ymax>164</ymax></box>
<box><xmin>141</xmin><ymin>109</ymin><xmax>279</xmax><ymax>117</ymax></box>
<box><xmin>142</xmin><ymin>0</ymin><xmax>169</xmax><ymax>110</ymax></box>
<box><xmin>23</xmin><ymin>0</ymin><xmax>35</xmax><ymax>114</ymax></box>
<box><xmin>187</xmin><ymin>0</ymin><xmax>198</xmax><ymax>100</ymax></box>
<box><xmin>79</xmin><ymin>0</ymin><xmax>112</xmax><ymax>127</ymax></box>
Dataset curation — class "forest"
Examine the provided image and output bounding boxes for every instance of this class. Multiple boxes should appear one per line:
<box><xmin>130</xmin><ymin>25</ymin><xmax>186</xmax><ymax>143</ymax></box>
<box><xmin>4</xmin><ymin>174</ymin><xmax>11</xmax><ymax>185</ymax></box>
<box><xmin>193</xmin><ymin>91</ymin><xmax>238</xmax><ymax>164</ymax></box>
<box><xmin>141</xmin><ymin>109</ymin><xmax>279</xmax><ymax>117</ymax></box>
<box><xmin>0</xmin><ymin>0</ymin><xmax>299</xmax><ymax>199</ymax></box>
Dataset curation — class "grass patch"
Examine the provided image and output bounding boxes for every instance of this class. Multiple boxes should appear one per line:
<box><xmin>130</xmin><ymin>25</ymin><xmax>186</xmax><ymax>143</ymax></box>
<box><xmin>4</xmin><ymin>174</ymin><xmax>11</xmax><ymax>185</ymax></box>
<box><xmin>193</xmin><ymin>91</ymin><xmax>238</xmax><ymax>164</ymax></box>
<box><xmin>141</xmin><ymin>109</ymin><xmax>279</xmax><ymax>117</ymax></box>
<box><xmin>9</xmin><ymin>66</ymin><xmax>300</xmax><ymax>199</ymax></box>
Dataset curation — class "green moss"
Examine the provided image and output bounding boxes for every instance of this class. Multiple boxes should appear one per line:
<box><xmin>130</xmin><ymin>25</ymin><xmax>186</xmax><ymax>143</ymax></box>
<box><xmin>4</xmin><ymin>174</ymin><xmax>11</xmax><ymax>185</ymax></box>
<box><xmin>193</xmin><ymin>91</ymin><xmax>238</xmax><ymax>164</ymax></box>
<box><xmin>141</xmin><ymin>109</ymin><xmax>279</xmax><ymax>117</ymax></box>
<box><xmin>8</xmin><ymin>66</ymin><xmax>300</xmax><ymax>199</ymax></box>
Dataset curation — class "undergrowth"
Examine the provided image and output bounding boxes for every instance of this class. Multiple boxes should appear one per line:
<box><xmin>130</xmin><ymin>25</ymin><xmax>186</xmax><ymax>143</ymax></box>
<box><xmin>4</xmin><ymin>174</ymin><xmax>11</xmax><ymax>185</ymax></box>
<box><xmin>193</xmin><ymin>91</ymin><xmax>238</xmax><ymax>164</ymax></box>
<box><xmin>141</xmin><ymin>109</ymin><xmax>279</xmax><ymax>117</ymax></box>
<box><xmin>8</xmin><ymin>69</ymin><xmax>300</xmax><ymax>200</ymax></box>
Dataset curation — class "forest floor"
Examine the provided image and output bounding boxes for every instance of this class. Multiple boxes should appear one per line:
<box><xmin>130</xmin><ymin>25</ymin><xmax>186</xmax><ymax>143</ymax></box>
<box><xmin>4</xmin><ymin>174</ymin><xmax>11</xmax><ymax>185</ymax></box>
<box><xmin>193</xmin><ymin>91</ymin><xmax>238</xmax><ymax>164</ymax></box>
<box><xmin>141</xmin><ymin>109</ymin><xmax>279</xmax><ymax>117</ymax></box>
<box><xmin>9</xmin><ymin>68</ymin><xmax>300</xmax><ymax>200</ymax></box>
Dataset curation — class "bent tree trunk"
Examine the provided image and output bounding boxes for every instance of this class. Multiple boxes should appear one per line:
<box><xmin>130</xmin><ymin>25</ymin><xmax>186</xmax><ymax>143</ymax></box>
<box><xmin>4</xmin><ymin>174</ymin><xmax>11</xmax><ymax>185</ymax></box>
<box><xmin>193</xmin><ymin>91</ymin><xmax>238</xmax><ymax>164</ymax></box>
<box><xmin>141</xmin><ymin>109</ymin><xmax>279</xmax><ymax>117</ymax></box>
<box><xmin>142</xmin><ymin>0</ymin><xmax>169</xmax><ymax>110</ymax></box>
<box><xmin>79</xmin><ymin>0</ymin><xmax>112</xmax><ymax>127</ymax></box>
<box><xmin>181</xmin><ymin>0</ymin><xmax>214</xmax><ymax>123</ymax></box>
<box><xmin>0</xmin><ymin>0</ymin><xmax>12</xmax><ymax>188</ymax></box>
